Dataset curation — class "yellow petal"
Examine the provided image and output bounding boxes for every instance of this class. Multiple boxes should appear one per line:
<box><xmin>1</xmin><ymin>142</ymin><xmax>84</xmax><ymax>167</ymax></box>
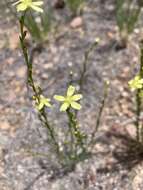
<box><xmin>67</xmin><ymin>85</ymin><xmax>75</xmax><ymax>97</ymax></box>
<box><xmin>54</xmin><ymin>95</ymin><xmax>65</xmax><ymax>101</ymax></box>
<box><xmin>71</xmin><ymin>94</ymin><xmax>82</xmax><ymax>101</ymax></box>
<box><xmin>13</xmin><ymin>0</ymin><xmax>21</xmax><ymax>6</ymax></box>
<box><xmin>71</xmin><ymin>102</ymin><xmax>81</xmax><ymax>110</ymax></box>
<box><xmin>44</xmin><ymin>101</ymin><xmax>52</xmax><ymax>107</ymax></box>
<box><xmin>38</xmin><ymin>102</ymin><xmax>44</xmax><ymax>110</ymax></box>
<box><xmin>32</xmin><ymin>1</ymin><xmax>43</xmax><ymax>6</ymax></box>
<box><xmin>30</xmin><ymin>4</ymin><xmax>43</xmax><ymax>12</ymax></box>
<box><xmin>60</xmin><ymin>102</ymin><xmax>69</xmax><ymax>111</ymax></box>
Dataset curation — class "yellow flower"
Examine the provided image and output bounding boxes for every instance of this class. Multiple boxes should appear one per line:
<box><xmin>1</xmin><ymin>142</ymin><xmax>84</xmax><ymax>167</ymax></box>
<box><xmin>54</xmin><ymin>85</ymin><xmax>82</xmax><ymax>112</ymax></box>
<box><xmin>33</xmin><ymin>95</ymin><xmax>52</xmax><ymax>110</ymax></box>
<box><xmin>14</xmin><ymin>0</ymin><xmax>43</xmax><ymax>12</ymax></box>
<box><xmin>128</xmin><ymin>75</ymin><xmax>143</xmax><ymax>91</ymax></box>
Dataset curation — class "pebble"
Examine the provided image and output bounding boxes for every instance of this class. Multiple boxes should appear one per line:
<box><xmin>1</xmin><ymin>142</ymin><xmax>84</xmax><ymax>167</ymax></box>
<box><xmin>70</xmin><ymin>17</ymin><xmax>83</xmax><ymax>29</ymax></box>
<box><xmin>16</xmin><ymin>66</ymin><xmax>26</xmax><ymax>78</ymax></box>
<box><xmin>0</xmin><ymin>121</ymin><xmax>11</xmax><ymax>130</ymax></box>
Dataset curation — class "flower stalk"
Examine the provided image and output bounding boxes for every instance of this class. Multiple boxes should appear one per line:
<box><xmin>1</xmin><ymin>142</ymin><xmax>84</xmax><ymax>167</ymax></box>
<box><xmin>79</xmin><ymin>38</ymin><xmax>100</xmax><ymax>91</ymax></box>
<box><xmin>129</xmin><ymin>41</ymin><xmax>143</xmax><ymax>142</ymax></box>
<box><xmin>138</xmin><ymin>41</ymin><xmax>143</xmax><ymax>142</ymax></box>
<box><xmin>66</xmin><ymin>108</ymin><xmax>85</xmax><ymax>159</ymax></box>
<box><xmin>19</xmin><ymin>11</ymin><xmax>60</xmax><ymax>156</ymax></box>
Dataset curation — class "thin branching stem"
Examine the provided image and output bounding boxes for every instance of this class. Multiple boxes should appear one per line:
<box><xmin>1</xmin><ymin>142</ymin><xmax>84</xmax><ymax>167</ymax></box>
<box><xmin>137</xmin><ymin>41</ymin><xmax>143</xmax><ymax>142</ymax></box>
<box><xmin>79</xmin><ymin>41</ymin><xmax>99</xmax><ymax>91</ymax></box>
<box><xmin>19</xmin><ymin>12</ymin><xmax>60</xmax><ymax>156</ymax></box>
<box><xmin>135</xmin><ymin>90</ymin><xmax>141</xmax><ymax>141</ymax></box>
<box><xmin>90</xmin><ymin>81</ymin><xmax>109</xmax><ymax>146</ymax></box>
<box><xmin>66</xmin><ymin>109</ymin><xmax>85</xmax><ymax>158</ymax></box>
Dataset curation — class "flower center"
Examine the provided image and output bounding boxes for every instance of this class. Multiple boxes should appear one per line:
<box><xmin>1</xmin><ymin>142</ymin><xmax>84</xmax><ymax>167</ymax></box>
<box><xmin>65</xmin><ymin>96</ymin><xmax>72</xmax><ymax>104</ymax></box>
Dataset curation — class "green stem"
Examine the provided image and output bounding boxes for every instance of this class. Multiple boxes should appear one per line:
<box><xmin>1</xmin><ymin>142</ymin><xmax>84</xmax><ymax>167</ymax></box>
<box><xmin>66</xmin><ymin>109</ymin><xmax>85</xmax><ymax>158</ymax></box>
<box><xmin>67</xmin><ymin>110</ymin><xmax>74</xmax><ymax>155</ymax></box>
<box><xmin>90</xmin><ymin>81</ymin><xmax>109</xmax><ymax>146</ymax></box>
<box><xmin>38</xmin><ymin>110</ymin><xmax>60</xmax><ymax>155</ymax></box>
<box><xmin>19</xmin><ymin>12</ymin><xmax>60</xmax><ymax>157</ymax></box>
<box><xmin>79</xmin><ymin>41</ymin><xmax>99</xmax><ymax>91</ymax></box>
<box><xmin>135</xmin><ymin>90</ymin><xmax>141</xmax><ymax>141</ymax></box>
<box><xmin>138</xmin><ymin>41</ymin><xmax>143</xmax><ymax>142</ymax></box>
<box><xmin>141</xmin><ymin>122</ymin><xmax>143</xmax><ymax>143</ymax></box>
<box><xmin>134</xmin><ymin>41</ymin><xmax>143</xmax><ymax>142</ymax></box>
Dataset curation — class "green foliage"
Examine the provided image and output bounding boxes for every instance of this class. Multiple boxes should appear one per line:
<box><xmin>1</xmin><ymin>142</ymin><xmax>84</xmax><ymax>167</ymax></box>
<box><xmin>24</xmin><ymin>9</ymin><xmax>52</xmax><ymax>42</ymax></box>
<box><xmin>116</xmin><ymin>0</ymin><xmax>141</xmax><ymax>45</ymax></box>
<box><xmin>0</xmin><ymin>0</ymin><xmax>52</xmax><ymax>43</ymax></box>
<box><xmin>66</xmin><ymin>0</ymin><xmax>85</xmax><ymax>16</ymax></box>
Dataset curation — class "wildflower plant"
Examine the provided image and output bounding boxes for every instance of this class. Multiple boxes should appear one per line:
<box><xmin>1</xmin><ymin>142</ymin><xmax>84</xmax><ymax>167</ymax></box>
<box><xmin>129</xmin><ymin>41</ymin><xmax>143</xmax><ymax>142</ymax></box>
<box><xmin>14</xmin><ymin>0</ymin><xmax>107</xmax><ymax>168</ymax></box>
<box><xmin>14</xmin><ymin>0</ymin><xmax>85</xmax><ymax>165</ymax></box>
<box><xmin>15</xmin><ymin>0</ymin><xmax>61</xmax><ymax>158</ymax></box>
<box><xmin>55</xmin><ymin>85</ymin><xmax>85</xmax><ymax>160</ymax></box>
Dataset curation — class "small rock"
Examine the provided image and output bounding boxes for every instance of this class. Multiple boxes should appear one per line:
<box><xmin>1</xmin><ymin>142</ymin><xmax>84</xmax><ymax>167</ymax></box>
<box><xmin>43</xmin><ymin>63</ymin><xmax>53</xmax><ymax>69</ymax></box>
<box><xmin>0</xmin><ymin>121</ymin><xmax>11</xmax><ymax>130</ymax></box>
<box><xmin>16</xmin><ymin>66</ymin><xmax>26</xmax><ymax>78</ymax></box>
<box><xmin>70</xmin><ymin>17</ymin><xmax>83</xmax><ymax>29</ymax></box>
<box><xmin>126</xmin><ymin>124</ymin><xmax>136</xmax><ymax>138</ymax></box>
<box><xmin>107</xmin><ymin>32</ymin><xmax>114</xmax><ymax>39</ymax></box>
<box><xmin>0</xmin><ymin>133</ymin><xmax>9</xmax><ymax>145</ymax></box>
<box><xmin>134</xmin><ymin>28</ymin><xmax>140</xmax><ymax>34</ymax></box>
<box><xmin>41</xmin><ymin>73</ymin><xmax>49</xmax><ymax>79</ymax></box>
<box><xmin>5</xmin><ymin>57</ymin><xmax>15</xmax><ymax>65</ymax></box>
<box><xmin>9</xmin><ymin>32</ymin><xmax>19</xmax><ymax>50</ymax></box>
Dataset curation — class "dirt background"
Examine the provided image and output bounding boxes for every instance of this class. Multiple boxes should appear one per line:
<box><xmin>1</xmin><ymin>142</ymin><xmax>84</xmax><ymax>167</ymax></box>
<box><xmin>1</xmin><ymin>0</ymin><xmax>143</xmax><ymax>189</ymax></box>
